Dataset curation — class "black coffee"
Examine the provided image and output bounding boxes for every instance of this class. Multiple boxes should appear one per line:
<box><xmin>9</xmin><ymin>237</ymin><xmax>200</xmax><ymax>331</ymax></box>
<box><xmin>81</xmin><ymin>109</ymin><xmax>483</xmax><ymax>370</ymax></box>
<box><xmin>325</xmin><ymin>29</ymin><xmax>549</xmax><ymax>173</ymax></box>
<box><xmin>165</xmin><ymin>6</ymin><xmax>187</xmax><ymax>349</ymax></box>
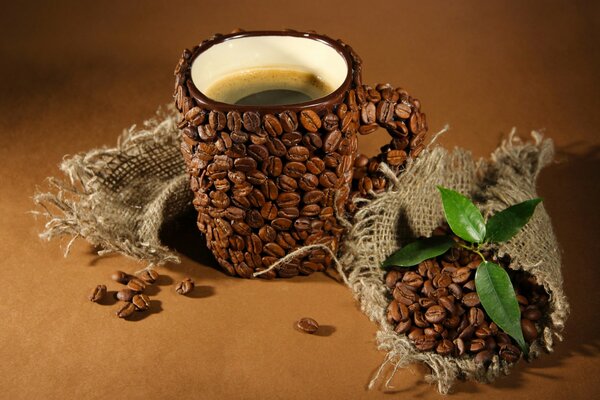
<box><xmin>204</xmin><ymin>68</ymin><xmax>333</xmax><ymax>106</ymax></box>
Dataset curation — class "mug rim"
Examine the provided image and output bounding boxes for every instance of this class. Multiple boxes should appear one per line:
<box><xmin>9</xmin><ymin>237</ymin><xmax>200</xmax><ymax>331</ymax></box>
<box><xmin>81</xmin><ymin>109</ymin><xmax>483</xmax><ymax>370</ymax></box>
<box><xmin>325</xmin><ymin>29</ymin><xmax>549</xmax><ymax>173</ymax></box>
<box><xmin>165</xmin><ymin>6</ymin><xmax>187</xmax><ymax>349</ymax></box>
<box><xmin>185</xmin><ymin>30</ymin><xmax>355</xmax><ymax>113</ymax></box>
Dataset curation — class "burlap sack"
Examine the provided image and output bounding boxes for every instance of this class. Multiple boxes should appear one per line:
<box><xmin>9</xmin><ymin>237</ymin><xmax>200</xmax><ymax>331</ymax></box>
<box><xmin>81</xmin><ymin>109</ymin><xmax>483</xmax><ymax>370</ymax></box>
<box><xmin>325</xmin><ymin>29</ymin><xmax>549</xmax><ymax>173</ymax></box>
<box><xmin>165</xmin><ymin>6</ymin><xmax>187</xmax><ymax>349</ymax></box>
<box><xmin>34</xmin><ymin>106</ymin><xmax>190</xmax><ymax>267</ymax></box>
<box><xmin>34</xmin><ymin>108</ymin><xmax>568</xmax><ymax>394</ymax></box>
<box><xmin>337</xmin><ymin>132</ymin><xmax>569</xmax><ymax>393</ymax></box>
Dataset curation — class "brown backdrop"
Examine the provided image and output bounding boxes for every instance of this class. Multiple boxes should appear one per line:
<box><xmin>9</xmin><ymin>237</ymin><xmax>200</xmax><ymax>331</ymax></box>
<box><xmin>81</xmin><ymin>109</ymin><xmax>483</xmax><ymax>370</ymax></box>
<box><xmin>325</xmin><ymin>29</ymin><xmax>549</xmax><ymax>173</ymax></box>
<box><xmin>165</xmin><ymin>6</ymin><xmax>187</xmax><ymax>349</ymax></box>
<box><xmin>1</xmin><ymin>1</ymin><xmax>599</xmax><ymax>399</ymax></box>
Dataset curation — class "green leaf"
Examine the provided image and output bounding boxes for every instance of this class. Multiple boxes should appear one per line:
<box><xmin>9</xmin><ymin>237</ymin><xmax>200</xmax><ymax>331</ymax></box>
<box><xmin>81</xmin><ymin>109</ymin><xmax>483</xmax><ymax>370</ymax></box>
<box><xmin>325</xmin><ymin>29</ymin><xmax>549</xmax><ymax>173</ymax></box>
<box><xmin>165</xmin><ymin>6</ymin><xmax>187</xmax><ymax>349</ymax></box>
<box><xmin>475</xmin><ymin>261</ymin><xmax>528</xmax><ymax>355</ymax></box>
<box><xmin>437</xmin><ymin>186</ymin><xmax>486</xmax><ymax>243</ymax></box>
<box><xmin>485</xmin><ymin>198</ymin><xmax>543</xmax><ymax>243</ymax></box>
<box><xmin>381</xmin><ymin>236</ymin><xmax>455</xmax><ymax>268</ymax></box>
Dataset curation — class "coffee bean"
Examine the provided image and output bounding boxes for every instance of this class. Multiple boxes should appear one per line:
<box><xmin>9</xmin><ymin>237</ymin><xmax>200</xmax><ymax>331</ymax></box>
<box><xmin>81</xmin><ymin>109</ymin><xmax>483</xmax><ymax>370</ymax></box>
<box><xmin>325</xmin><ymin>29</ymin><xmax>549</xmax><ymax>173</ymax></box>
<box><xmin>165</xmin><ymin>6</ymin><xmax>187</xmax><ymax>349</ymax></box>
<box><xmin>210</xmin><ymin>190</ymin><xmax>230</xmax><ymax>209</ymax></box>
<box><xmin>278</xmin><ymin>207</ymin><xmax>300</xmax><ymax>219</ymax></box>
<box><xmin>198</xmin><ymin>124</ymin><xmax>217</xmax><ymax>141</ymax></box>
<box><xmin>227</xmin><ymin>111</ymin><xmax>242</xmax><ymax>131</ymax></box>
<box><xmin>279</xmin><ymin>110</ymin><xmax>298</xmax><ymax>132</ymax></box>
<box><xmin>281</xmin><ymin>132</ymin><xmax>303</xmax><ymax>147</ymax></box>
<box><xmin>521</xmin><ymin>318</ymin><xmax>538</xmax><ymax>342</ymax></box>
<box><xmin>469</xmin><ymin>307</ymin><xmax>485</xmax><ymax>326</ymax></box>
<box><xmin>458</xmin><ymin>324</ymin><xmax>475</xmax><ymax>340</ymax></box>
<box><xmin>403</xmin><ymin>271</ymin><xmax>424</xmax><ymax>289</ymax></box>
<box><xmin>272</xmin><ymin>217</ymin><xmax>292</xmax><ymax>231</ymax></box>
<box><xmin>247</xmin><ymin>144</ymin><xmax>269</xmax><ymax>161</ymax></box>
<box><xmin>395</xmin><ymin>319</ymin><xmax>412</xmax><ymax>334</ymax></box>
<box><xmin>413</xmin><ymin>335</ymin><xmax>436</xmax><ymax>351</ymax></box>
<box><xmin>234</xmin><ymin>157</ymin><xmax>257</xmax><ymax>172</ymax></box>
<box><xmin>425</xmin><ymin>305</ymin><xmax>447</xmax><ymax>324</ymax></box>
<box><xmin>111</xmin><ymin>270</ymin><xmax>131</xmax><ymax>284</ymax></box>
<box><xmin>137</xmin><ymin>269</ymin><xmax>159</xmax><ymax>284</ymax></box>
<box><xmin>127</xmin><ymin>278</ymin><xmax>146</xmax><ymax>293</ymax></box>
<box><xmin>303</xmin><ymin>132</ymin><xmax>322</xmax><ymax>150</ymax></box>
<box><xmin>278</xmin><ymin>174</ymin><xmax>298</xmax><ymax>192</ymax></box>
<box><xmin>474</xmin><ymin>350</ymin><xmax>493</xmax><ymax>365</ymax></box>
<box><xmin>462</xmin><ymin>292</ymin><xmax>480</xmax><ymax>307</ymax></box>
<box><xmin>132</xmin><ymin>294</ymin><xmax>151</xmax><ymax>311</ymax></box>
<box><xmin>242</xmin><ymin>111</ymin><xmax>261</xmax><ymax>133</ymax></box>
<box><xmin>88</xmin><ymin>285</ymin><xmax>107</xmax><ymax>302</ymax></box>
<box><xmin>260</xmin><ymin>202</ymin><xmax>278</xmax><ymax>220</ymax></box>
<box><xmin>231</xmin><ymin>220</ymin><xmax>252</xmax><ymax>236</ymax></box>
<box><xmin>259</xmin><ymin>225</ymin><xmax>277</xmax><ymax>242</ymax></box>
<box><xmin>116</xmin><ymin>288</ymin><xmax>136</xmax><ymax>302</ymax></box>
<box><xmin>413</xmin><ymin>310</ymin><xmax>430</xmax><ymax>328</ymax></box>
<box><xmin>209</xmin><ymin>111</ymin><xmax>226</xmax><ymax>131</ymax></box>
<box><xmin>175</xmin><ymin>278</ymin><xmax>195</xmax><ymax>295</ymax></box>
<box><xmin>322</xmin><ymin>113</ymin><xmax>339</xmax><ymax>131</ymax></box>
<box><xmin>452</xmin><ymin>267</ymin><xmax>471</xmax><ymax>284</ymax></box>
<box><xmin>263</xmin><ymin>114</ymin><xmax>283</xmax><ymax>136</ymax></box>
<box><xmin>463</xmin><ymin>280</ymin><xmax>476</xmax><ymax>291</ymax></box>
<box><xmin>499</xmin><ymin>344</ymin><xmax>521</xmax><ymax>363</ymax></box>
<box><xmin>296</xmin><ymin>317</ymin><xmax>319</xmax><ymax>334</ymax></box>
<box><xmin>475</xmin><ymin>325</ymin><xmax>492</xmax><ymax>339</ymax></box>
<box><xmin>393</xmin><ymin>283</ymin><xmax>418</xmax><ymax>305</ymax></box>
<box><xmin>283</xmin><ymin>161</ymin><xmax>306</xmax><ymax>178</ymax></box>
<box><xmin>523</xmin><ymin>306</ymin><xmax>542</xmax><ymax>321</ymax></box>
<box><xmin>436</xmin><ymin>339</ymin><xmax>454</xmax><ymax>356</ymax></box>
<box><xmin>438</xmin><ymin>296</ymin><xmax>456</xmax><ymax>314</ymax></box>
<box><xmin>245</xmin><ymin>209</ymin><xmax>264</xmax><ymax>228</ymax></box>
<box><xmin>306</xmin><ymin>157</ymin><xmax>325</xmax><ymax>174</ymax></box>
<box><xmin>433</xmin><ymin>272</ymin><xmax>452</xmax><ymax>288</ymax></box>
<box><xmin>287</xmin><ymin>146</ymin><xmax>310</xmax><ymax>162</ymax></box>
<box><xmin>395</xmin><ymin>103</ymin><xmax>412</xmax><ymax>119</ymax></box>
<box><xmin>448</xmin><ymin>283</ymin><xmax>463</xmax><ymax>300</ymax></box>
<box><xmin>323</xmin><ymin>130</ymin><xmax>343</xmax><ymax>153</ymax></box>
<box><xmin>303</xmin><ymin>190</ymin><xmax>324</xmax><ymax>205</ymax></box>
<box><xmin>116</xmin><ymin>302</ymin><xmax>136</xmax><ymax>318</ymax></box>
<box><xmin>387</xmin><ymin>300</ymin><xmax>401</xmax><ymax>322</ymax></box>
<box><xmin>299</xmin><ymin>173</ymin><xmax>319</xmax><ymax>191</ymax></box>
<box><xmin>266</xmin><ymin>137</ymin><xmax>287</xmax><ymax>156</ymax></box>
<box><xmin>300</xmin><ymin>110</ymin><xmax>321</xmax><ymax>132</ymax></box>
<box><xmin>453</xmin><ymin>338</ymin><xmax>466</xmax><ymax>356</ymax></box>
<box><xmin>386</xmin><ymin>150</ymin><xmax>407</xmax><ymax>166</ymax></box>
<box><xmin>419</xmin><ymin>297</ymin><xmax>436</xmax><ymax>308</ymax></box>
<box><xmin>319</xmin><ymin>171</ymin><xmax>338</xmax><ymax>188</ymax></box>
<box><xmin>470</xmin><ymin>338</ymin><xmax>487</xmax><ymax>352</ymax></box>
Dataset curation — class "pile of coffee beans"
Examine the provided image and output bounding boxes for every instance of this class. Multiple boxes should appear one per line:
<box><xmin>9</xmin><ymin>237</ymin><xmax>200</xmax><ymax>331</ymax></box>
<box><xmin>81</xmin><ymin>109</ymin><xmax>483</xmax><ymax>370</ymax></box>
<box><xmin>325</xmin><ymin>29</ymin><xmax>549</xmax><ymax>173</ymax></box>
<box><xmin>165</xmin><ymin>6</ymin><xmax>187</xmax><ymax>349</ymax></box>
<box><xmin>384</xmin><ymin>229</ymin><xmax>549</xmax><ymax>365</ymax></box>
<box><xmin>175</xmin><ymin>37</ymin><xmax>427</xmax><ymax>279</ymax></box>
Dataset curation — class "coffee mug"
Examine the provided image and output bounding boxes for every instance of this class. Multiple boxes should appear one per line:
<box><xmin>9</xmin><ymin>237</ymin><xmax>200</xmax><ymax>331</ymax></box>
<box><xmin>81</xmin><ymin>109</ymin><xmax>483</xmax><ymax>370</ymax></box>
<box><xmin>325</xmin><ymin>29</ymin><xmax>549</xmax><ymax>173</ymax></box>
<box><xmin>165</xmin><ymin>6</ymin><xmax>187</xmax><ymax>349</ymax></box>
<box><xmin>174</xmin><ymin>30</ymin><xmax>427</xmax><ymax>279</ymax></box>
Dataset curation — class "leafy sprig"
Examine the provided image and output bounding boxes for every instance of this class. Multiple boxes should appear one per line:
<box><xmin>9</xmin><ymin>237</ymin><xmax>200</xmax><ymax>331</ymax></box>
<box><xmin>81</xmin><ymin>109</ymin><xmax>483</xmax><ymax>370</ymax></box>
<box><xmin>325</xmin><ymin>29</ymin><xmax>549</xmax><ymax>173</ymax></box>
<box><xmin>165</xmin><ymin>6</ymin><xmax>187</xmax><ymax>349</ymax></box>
<box><xmin>382</xmin><ymin>186</ymin><xmax>542</xmax><ymax>355</ymax></box>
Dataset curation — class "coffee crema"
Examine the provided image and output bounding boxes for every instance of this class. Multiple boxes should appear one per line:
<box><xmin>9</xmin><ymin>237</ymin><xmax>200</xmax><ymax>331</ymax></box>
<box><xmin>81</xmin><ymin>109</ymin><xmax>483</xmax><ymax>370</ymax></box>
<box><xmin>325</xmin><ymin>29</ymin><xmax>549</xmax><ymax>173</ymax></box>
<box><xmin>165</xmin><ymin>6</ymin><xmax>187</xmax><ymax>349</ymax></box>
<box><xmin>203</xmin><ymin>68</ymin><xmax>334</xmax><ymax>106</ymax></box>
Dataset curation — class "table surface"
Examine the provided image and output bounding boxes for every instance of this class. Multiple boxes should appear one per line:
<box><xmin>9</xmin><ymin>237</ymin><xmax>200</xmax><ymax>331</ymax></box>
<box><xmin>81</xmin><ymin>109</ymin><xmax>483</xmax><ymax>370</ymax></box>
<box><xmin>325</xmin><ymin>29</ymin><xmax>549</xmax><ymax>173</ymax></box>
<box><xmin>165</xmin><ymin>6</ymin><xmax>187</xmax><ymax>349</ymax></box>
<box><xmin>1</xmin><ymin>1</ymin><xmax>599</xmax><ymax>399</ymax></box>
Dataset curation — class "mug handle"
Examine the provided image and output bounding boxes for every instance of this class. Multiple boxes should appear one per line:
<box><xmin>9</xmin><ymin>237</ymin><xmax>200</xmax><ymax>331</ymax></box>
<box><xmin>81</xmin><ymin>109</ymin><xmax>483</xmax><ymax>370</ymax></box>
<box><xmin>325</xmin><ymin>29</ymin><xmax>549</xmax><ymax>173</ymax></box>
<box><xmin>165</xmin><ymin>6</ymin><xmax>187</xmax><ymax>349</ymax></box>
<box><xmin>347</xmin><ymin>83</ymin><xmax>428</xmax><ymax>212</ymax></box>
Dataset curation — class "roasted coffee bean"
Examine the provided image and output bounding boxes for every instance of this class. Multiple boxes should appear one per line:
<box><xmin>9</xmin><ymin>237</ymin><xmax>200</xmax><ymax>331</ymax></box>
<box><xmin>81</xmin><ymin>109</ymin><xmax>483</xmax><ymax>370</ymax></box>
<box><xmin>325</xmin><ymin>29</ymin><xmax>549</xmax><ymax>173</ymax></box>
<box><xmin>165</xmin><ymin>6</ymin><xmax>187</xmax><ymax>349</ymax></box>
<box><xmin>402</xmin><ymin>271</ymin><xmax>424</xmax><ymax>288</ymax></box>
<box><xmin>227</xmin><ymin>111</ymin><xmax>242</xmax><ymax>131</ymax></box>
<box><xmin>175</xmin><ymin>278</ymin><xmax>195</xmax><ymax>295</ymax></box>
<box><xmin>425</xmin><ymin>305</ymin><xmax>446</xmax><ymax>324</ymax></box>
<box><xmin>264</xmin><ymin>242</ymin><xmax>286</xmax><ymax>258</ymax></box>
<box><xmin>296</xmin><ymin>317</ymin><xmax>319</xmax><ymax>334</ymax></box>
<box><xmin>210</xmin><ymin>190</ymin><xmax>230</xmax><ymax>209</ymax></box>
<box><xmin>499</xmin><ymin>344</ymin><xmax>521</xmax><ymax>363</ymax></box>
<box><xmin>303</xmin><ymin>190</ymin><xmax>324</xmax><ymax>205</ymax></box>
<box><xmin>438</xmin><ymin>296</ymin><xmax>456</xmax><ymax>314</ymax></box>
<box><xmin>116</xmin><ymin>302</ymin><xmax>136</xmax><ymax>318</ymax></box>
<box><xmin>299</xmin><ymin>173</ymin><xmax>319</xmax><ymax>191</ymax></box>
<box><xmin>272</xmin><ymin>217</ymin><xmax>292</xmax><ymax>231</ymax></box>
<box><xmin>303</xmin><ymin>132</ymin><xmax>322</xmax><ymax>150</ymax></box>
<box><xmin>283</xmin><ymin>162</ymin><xmax>306</xmax><ymax>178</ymax></box>
<box><xmin>433</xmin><ymin>272</ymin><xmax>452</xmax><ymax>288</ymax></box>
<box><xmin>279</xmin><ymin>110</ymin><xmax>298</xmax><ymax>132</ymax></box>
<box><xmin>88</xmin><ymin>285</ymin><xmax>107</xmax><ymax>302</ymax></box>
<box><xmin>137</xmin><ymin>269</ymin><xmax>159</xmax><ymax>284</ymax></box>
<box><xmin>474</xmin><ymin>350</ymin><xmax>493</xmax><ymax>365</ymax></box>
<box><xmin>444</xmin><ymin>315</ymin><xmax>461</xmax><ymax>329</ymax></box>
<box><xmin>198</xmin><ymin>125</ymin><xmax>217</xmax><ymax>141</ymax></box>
<box><xmin>266</xmin><ymin>137</ymin><xmax>287</xmax><ymax>156</ymax></box>
<box><xmin>423</xmin><ymin>327</ymin><xmax>439</xmax><ymax>338</ymax></box>
<box><xmin>377</xmin><ymin>100</ymin><xmax>395</xmax><ymax>123</ymax></box>
<box><xmin>263</xmin><ymin>114</ymin><xmax>283</xmax><ymax>137</ymax></box>
<box><xmin>319</xmin><ymin>171</ymin><xmax>338</xmax><ymax>188</ymax></box>
<box><xmin>111</xmin><ymin>270</ymin><xmax>131</xmax><ymax>284</ymax></box>
<box><xmin>300</xmin><ymin>204</ymin><xmax>320</xmax><ymax>217</ymax></box>
<box><xmin>413</xmin><ymin>310</ymin><xmax>429</xmax><ymax>328</ymax></box>
<box><xmin>323</xmin><ymin>130</ymin><xmax>342</xmax><ymax>153</ymax></box>
<box><xmin>413</xmin><ymin>335</ymin><xmax>436</xmax><ymax>351</ymax></box>
<box><xmin>395</xmin><ymin>103</ymin><xmax>412</xmax><ymax>119</ymax></box>
<box><xmin>453</xmin><ymin>338</ymin><xmax>466</xmax><ymax>356</ymax></box>
<box><xmin>116</xmin><ymin>288</ymin><xmax>136</xmax><ymax>302</ymax></box>
<box><xmin>452</xmin><ymin>267</ymin><xmax>471</xmax><ymax>284</ymax></box>
<box><xmin>385</xmin><ymin>270</ymin><xmax>401</xmax><ymax>288</ymax></box>
<box><xmin>287</xmin><ymin>146</ymin><xmax>310</xmax><ymax>162</ymax></box>
<box><xmin>463</xmin><ymin>279</ymin><xmax>476</xmax><ymax>291</ymax></box>
<box><xmin>436</xmin><ymin>339</ymin><xmax>454</xmax><ymax>356</ymax></box>
<box><xmin>469</xmin><ymin>307</ymin><xmax>485</xmax><ymax>326</ymax></box>
<box><xmin>458</xmin><ymin>324</ymin><xmax>475</xmax><ymax>340</ymax></box>
<box><xmin>386</xmin><ymin>150</ymin><xmax>407</xmax><ymax>166</ymax></box>
<box><xmin>258</xmin><ymin>225</ymin><xmax>277</xmax><ymax>243</ymax></box>
<box><xmin>462</xmin><ymin>292</ymin><xmax>480</xmax><ymax>307</ymax></box>
<box><xmin>247</xmin><ymin>144</ymin><xmax>269</xmax><ymax>161</ymax></box>
<box><xmin>234</xmin><ymin>157</ymin><xmax>257</xmax><ymax>172</ymax></box>
<box><xmin>132</xmin><ymin>294</ymin><xmax>151</xmax><ymax>311</ymax></box>
<box><xmin>263</xmin><ymin>156</ymin><xmax>283</xmax><ymax>176</ymax></box>
<box><xmin>278</xmin><ymin>207</ymin><xmax>300</xmax><ymax>219</ymax></box>
<box><xmin>281</xmin><ymin>132</ymin><xmax>303</xmax><ymax>147</ymax></box>
<box><xmin>299</xmin><ymin>110</ymin><xmax>321</xmax><ymax>132</ymax></box>
<box><xmin>293</xmin><ymin>217</ymin><xmax>311</xmax><ymax>231</ymax></box>
<box><xmin>523</xmin><ymin>306</ymin><xmax>542</xmax><ymax>321</ymax></box>
<box><xmin>475</xmin><ymin>325</ymin><xmax>492</xmax><ymax>339</ymax></box>
<box><xmin>245</xmin><ymin>210</ymin><xmax>264</xmax><ymax>228</ymax></box>
<box><xmin>209</xmin><ymin>111</ymin><xmax>226</xmax><ymax>131</ymax></box>
<box><xmin>421</xmin><ymin>280</ymin><xmax>434</xmax><ymax>297</ymax></box>
<box><xmin>277</xmin><ymin>192</ymin><xmax>301</xmax><ymax>208</ymax></box>
<box><xmin>395</xmin><ymin>319</ymin><xmax>412</xmax><ymax>334</ymax></box>
<box><xmin>387</xmin><ymin>300</ymin><xmax>402</xmax><ymax>322</ymax></box>
<box><xmin>231</xmin><ymin>220</ymin><xmax>252</xmax><ymax>236</ymax></box>
<box><xmin>260</xmin><ymin>202</ymin><xmax>278</xmax><ymax>220</ymax></box>
<box><xmin>419</xmin><ymin>297</ymin><xmax>436</xmax><ymax>308</ymax></box>
<box><xmin>470</xmin><ymin>338</ymin><xmax>487</xmax><ymax>352</ymax></box>
<box><xmin>242</xmin><ymin>111</ymin><xmax>261</xmax><ymax>133</ymax></box>
<box><xmin>521</xmin><ymin>318</ymin><xmax>538</xmax><ymax>342</ymax></box>
<box><xmin>361</xmin><ymin>102</ymin><xmax>376</xmax><ymax>124</ymax></box>
<box><xmin>393</xmin><ymin>284</ymin><xmax>418</xmax><ymax>305</ymax></box>
<box><xmin>448</xmin><ymin>283</ymin><xmax>463</xmax><ymax>300</ymax></box>
<box><xmin>322</xmin><ymin>113</ymin><xmax>339</xmax><ymax>131</ymax></box>
<box><xmin>485</xmin><ymin>336</ymin><xmax>497</xmax><ymax>351</ymax></box>
<box><xmin>127</xmin><ymin>278</ymin><xmax>146</xmax><ymax>293</ymax></box>
<box><xmin>261</xmin><ymin>181</ymin><xmax>279</xmax><ymax>201</ymax></box>
<box><xmin>306</xmin><ymin>157</ymin><xmax>325</xmax><ymax>174</ymax></box>
<box><xmin>408</xmin><ymin>327</ymin><xmax>424</xmax><ymax>341</ymax></box>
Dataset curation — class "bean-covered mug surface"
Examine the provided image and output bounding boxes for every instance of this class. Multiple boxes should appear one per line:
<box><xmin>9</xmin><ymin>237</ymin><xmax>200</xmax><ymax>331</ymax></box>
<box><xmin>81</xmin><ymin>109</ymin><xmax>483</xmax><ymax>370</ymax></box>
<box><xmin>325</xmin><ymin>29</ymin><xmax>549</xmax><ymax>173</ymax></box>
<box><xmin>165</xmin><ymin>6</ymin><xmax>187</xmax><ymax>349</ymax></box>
<box><xmin>174</xmin><ymin>30</ymin><xmax>428</xmax><ymax>278</ymax></box>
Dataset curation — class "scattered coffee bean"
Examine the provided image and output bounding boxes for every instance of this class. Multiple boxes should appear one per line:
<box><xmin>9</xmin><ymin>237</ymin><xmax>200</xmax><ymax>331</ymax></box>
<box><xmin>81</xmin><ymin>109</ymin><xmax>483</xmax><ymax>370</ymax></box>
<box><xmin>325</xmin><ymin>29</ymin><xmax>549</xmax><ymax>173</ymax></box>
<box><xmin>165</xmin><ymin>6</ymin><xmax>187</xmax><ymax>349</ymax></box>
<box><xmin>116</xmin><ymin>302</ymin><xmax>136</xmax><ymax>319</ymax></box>
<box><xmin>88</xmin><ymin>285</ymin><xmax>107</xmax><ymax>302</ymax></box>
<box><xmin>296</xmin><ymin>317</ymin><xmax>319</xmax><ymax>334</ymax></box>
<box><xmin>132</xmin><ymin>294</ymin><xmax>151</xmax><ymax>311</ymax></box>
<box><xmin>116</xmin><ymin>288</ymin><xmax>136</xmax><ymax>302</ymax></box>
<box><xmin>175</xmin><ymin>278</ymin><xmax>195</xmax><ymax>295</ymax></box>
<box><xmin>111</xmin><ymin>270</ymin><xmax>130</xmax><ymax>284</ymax></box>
<box><xmin>127</xmin><ymin>278</ymin><xmax>146</xmax><ymax>293</ymax></box>
<box><xmin>137</xmin><ymin>269</ymin><xmax>159</xmax><ymax>284</ymax></box>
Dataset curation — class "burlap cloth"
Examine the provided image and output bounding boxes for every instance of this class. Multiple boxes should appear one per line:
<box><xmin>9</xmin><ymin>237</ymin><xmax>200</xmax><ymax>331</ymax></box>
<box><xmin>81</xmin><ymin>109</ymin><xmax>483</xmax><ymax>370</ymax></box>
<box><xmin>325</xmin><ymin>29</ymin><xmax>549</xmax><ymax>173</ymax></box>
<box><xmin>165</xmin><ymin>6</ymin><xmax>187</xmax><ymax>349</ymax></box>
<box><xmin>34</xmin><ymin>106</ymin><xmax>569</xmax><ymax>394</ymax></box>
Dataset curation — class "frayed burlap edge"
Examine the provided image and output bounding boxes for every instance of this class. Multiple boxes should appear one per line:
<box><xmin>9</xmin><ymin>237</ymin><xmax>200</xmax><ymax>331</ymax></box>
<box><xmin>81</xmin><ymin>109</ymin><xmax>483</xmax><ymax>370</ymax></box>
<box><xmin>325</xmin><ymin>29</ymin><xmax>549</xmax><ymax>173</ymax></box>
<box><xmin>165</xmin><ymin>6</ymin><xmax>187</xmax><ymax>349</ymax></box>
<box><xmin>336</xmin><ymin>132</ymin><xmax>569</xmax><ymax>394</ymax></box>
<box><xmin>32</xmin><ymin>105</ymin><xmax>192</xmax><ymax>267</ymax></box>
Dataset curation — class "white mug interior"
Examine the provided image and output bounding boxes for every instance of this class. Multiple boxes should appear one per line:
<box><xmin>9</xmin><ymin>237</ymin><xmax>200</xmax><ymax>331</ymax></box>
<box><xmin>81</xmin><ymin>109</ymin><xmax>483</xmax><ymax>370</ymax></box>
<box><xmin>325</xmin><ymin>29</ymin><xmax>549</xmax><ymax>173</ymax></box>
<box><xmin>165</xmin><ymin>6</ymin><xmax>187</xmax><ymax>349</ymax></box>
<box><xmin>191</xmin><ymin>35</ymin><xmax>349</xmax><ymax>101</ymax></box>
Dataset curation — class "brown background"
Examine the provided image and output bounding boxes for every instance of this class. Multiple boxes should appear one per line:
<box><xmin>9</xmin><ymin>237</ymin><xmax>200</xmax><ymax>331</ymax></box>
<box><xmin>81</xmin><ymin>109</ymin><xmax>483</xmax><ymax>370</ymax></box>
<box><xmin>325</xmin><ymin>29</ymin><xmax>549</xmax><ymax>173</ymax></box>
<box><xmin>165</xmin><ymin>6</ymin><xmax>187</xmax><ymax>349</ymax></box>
<box><xmin>1</xmin><ymin>1</ymin><xmax>599</xmax><ymax>399</ymax></box>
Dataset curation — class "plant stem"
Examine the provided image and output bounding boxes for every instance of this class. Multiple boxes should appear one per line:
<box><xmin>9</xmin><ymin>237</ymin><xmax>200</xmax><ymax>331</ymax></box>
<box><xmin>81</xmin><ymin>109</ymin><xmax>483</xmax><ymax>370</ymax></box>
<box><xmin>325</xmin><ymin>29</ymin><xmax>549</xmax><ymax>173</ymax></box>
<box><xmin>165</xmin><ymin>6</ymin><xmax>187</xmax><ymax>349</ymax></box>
<box><xmin>457</xmin><ymin>242</ymin><xmax>487</xmax><ymax>263</ymax></box>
